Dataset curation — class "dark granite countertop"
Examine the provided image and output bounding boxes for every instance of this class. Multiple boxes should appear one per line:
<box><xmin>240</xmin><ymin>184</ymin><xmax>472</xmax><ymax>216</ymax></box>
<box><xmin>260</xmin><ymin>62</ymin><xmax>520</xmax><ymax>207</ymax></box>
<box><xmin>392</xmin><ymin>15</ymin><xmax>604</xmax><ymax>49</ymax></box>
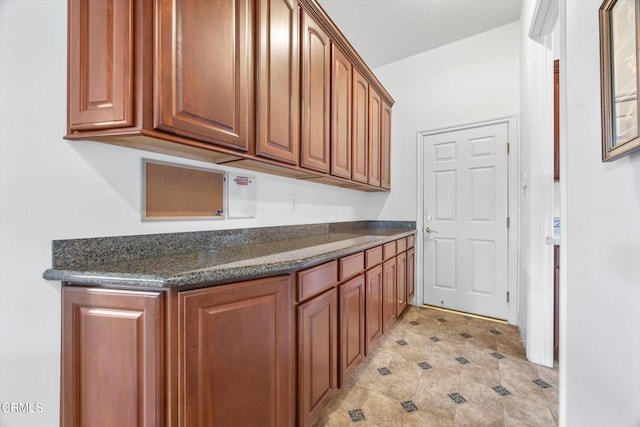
<box><xmin>43</xmin><ymin>221</ymin><xmax>416</xmax><ymax>289</ymax></box>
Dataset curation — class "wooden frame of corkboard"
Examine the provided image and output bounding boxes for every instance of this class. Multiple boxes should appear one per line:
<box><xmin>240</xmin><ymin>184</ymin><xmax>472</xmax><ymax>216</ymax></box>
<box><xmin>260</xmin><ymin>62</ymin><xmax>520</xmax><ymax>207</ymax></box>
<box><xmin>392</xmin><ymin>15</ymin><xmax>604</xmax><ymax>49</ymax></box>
<box><xmin>142</xmin><ymin>159</ymin><xmax>226</xmax><ymax>220</ymax></box>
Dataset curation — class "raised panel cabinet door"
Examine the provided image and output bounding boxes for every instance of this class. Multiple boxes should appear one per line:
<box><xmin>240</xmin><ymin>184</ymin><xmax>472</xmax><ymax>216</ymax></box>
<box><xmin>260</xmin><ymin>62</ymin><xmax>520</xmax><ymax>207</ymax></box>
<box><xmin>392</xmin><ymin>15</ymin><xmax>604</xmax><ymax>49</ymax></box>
<box><xmin>300</xmin><ymin>11</ymin><xmax>331</xmax><ymax>173</ymax></box>
<box><xmin>407</xmin><ymin>247</ymin><xmax>415</xmax><ymax>301</ymax></box>
<box><xmin>156</xmin><ymin>0</ymin><xmax>252</xmax><ymax>151</ymax></box>
<box><xmin>382</xmin><ymin>258</ymin><xmax>396</xmax><ymax>332</ymax></box>
<box><xmin>338</xmin><ymin>274</ymin><xmax>365</xmax><ymax>386</ymax></box>
<box><xmin>298</xmin><ymin>288</ymin><xmax>338</xmax><ymax>426</ymax></box>
<box><xmin>365</xmin><ymin>264</ymin><xmax>383</xmax><ymax>355</ymax></box>
<box><xmin>352</xmin><ymin>69</ymin><xmax>369</xmax><ymax>183</ymax></box>
<box><xmin>68</xmin><ymin>0</ymin><xmax>134</xmax><ymax>132</ymax></box>
<box><xmin>62</xmin><ymin>287</ymin><xmax>163</xmax><ymax>427</ymax></box>
<box><xmin>179</xmin><ymin>276</ymin><xmax>294</xmax><ymax>427</ymax></box>
<box><xmin>368</xmin><ymin>88</ymin><xmax>381</xmax><ymax>186</ymax></box>
<box><xmin>330</xmin><ymin>45</ymin><xmax>352</xmax><ymax>179</ymax></box>
<box><xmin>381</xmin><ymin>101</ymin><xmax>392</xmax><ymax>189</ymax></box>
<box><xmin>396</xmin><ymin>252</ymin><xmax>407</xmax><ymax>317</ymax></box>
<box><xmin>256</xmin><ymin>0</ymin><xmax>300</xmax><ymax>164</ymax></box>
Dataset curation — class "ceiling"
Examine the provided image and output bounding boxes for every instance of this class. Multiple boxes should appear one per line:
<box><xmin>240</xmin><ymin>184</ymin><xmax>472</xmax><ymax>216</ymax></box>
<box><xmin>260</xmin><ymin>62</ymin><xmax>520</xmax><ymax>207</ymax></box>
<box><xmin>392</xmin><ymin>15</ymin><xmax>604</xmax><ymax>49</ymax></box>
<box><xmin>316</xmin><ymin>0</ymin><xmax>523</xmax><ymax>69</ymax></box>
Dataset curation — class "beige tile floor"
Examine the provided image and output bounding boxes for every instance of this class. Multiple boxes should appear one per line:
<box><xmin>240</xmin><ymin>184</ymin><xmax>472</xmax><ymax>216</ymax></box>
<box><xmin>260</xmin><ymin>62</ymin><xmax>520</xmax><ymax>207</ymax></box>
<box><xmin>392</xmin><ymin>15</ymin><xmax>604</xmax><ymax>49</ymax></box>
<box><xmin>315</xmin><ymin>305</ymin><xmax>559</xmax><ymax>426</ymax></box>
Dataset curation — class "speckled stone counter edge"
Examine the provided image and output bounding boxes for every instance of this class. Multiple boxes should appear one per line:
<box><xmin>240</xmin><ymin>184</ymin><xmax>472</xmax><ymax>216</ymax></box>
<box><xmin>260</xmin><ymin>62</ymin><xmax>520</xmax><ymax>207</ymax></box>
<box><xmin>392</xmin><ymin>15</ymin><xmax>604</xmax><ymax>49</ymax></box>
<box><xmin>44</xmin><ymin>221</ymin><xmax>416</xmax><ymax>289</ymax></box>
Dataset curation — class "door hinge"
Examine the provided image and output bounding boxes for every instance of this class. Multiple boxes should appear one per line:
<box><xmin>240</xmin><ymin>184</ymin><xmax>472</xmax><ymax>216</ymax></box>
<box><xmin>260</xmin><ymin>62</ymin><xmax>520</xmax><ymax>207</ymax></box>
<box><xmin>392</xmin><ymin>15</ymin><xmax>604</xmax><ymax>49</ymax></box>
<box><xmin>507</xmin><ymin>143</ymin><xmax>511</xmax><ymax>154</ymax></box>
<box><xmin>507</xmin><ymin>217</ymin><xmax>511</xmax><ymax>228</ymax></box>
<box><xmin>506</xmin><ymin>291</ymin><xmax>510</xmax><ymax>303</ymax></box>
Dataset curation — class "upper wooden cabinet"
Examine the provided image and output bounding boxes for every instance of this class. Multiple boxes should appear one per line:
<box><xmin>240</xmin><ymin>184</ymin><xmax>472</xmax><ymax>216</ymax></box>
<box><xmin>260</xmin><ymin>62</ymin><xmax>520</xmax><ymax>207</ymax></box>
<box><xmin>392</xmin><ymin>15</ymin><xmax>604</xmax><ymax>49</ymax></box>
<box><xmin>66</xmin><ymin>0</ymin><xmax>393</xmax><ymax>191</ymax></box>
<box><xmin>352</xmin><ymin>69</ymin><xmax>369</xmax><ymax>183</ymax></box>
<box><xmin>381</xmin><ymin>101</ymin><xmax>392</xmax><ymax>189</ymax></box>
<box><xmin>256</xmin><ymin>0</ymin><xmax>300</xmax><ymax>164</ymax></box>
<box><xmin>301</xmin><ymin>10</ymin><xmax>331</xmax><ymax>173</ymax></box>
<box><xmin>330</xmin><ymin>45</ymin><xmax>353</xmax><ymax>179</ymax></box>
<box><xmin>156</xmin><ymin>0</ymin><xmax>252</xmax><ymax>151</ymax></box>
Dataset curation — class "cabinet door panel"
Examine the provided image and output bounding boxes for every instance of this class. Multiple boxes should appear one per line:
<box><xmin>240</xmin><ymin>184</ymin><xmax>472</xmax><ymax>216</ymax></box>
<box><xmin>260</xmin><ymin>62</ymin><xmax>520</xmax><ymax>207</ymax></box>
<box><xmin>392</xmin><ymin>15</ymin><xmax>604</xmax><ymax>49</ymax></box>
<box><xmin>407</xmin><ymin>247</ymin><xmax>415</xmax><ymax>301</ymax></box>
<box><xmin>62</xmin><ymin>287</ymin><xmax>163</xmax><ymax>427</ymax></box>
<box><xmin>331</xmin><ymin>45</ymin><xmax>352</xmax><ymax>178</ymax></box>
<box><xmin>179</xmin><ymin>276</ymin><xmax>293</xmax><ymax>427</ymax></box>
<box><xmin>352</xmin><ymin>69</ymin><xmax>369</xmax><ymax>183</ymax></box>
<box><xmin>156</xmin><ymin>0</ymin><xmax>251</xmax><ymax>151</ymax></box>
<box><xmin>301</xmin><ymin>11</ymin><xmax>331</xmax><ymax>173</ymax></box>
<box><xmin>368</xmin><ymin>88</ymin><xmax>381</xmax><ymax>186</ymax></box>
<box><xmin>257</xmin><ymin>0</ymin><xmax>300</xmax><ymax>164</ymax></box>
<box><xmin>298</xmin><ymin>288</ymin><xmax>338</xmax><ymax>426</ymax></box>
<box><xmin>382</xmin><ymin>258</ymin><xmax>396</xmax><ymax>332</ymax></box>
<box><xmin>339</xmin><ymin>274</ymin><xmax>365</xmax><ymax>385</ymax></box>
<box><xmin>68</xmin><ymin>0</ymin><xmax>134</xmax><ymax>131</ymax></box>
<box><xmin>365</xmin><ymin>264</ymin><xmax>383</xmax><ymax>355</ymax></box>
<box><xmin>381</xmin><ymin>101</ymin><xmax>392</xmax><ymax>189</ymax></box>
<box><xmin>396</xmin><ymin>252</ymin><xmax>407</xmax><ymax>317</ymax></box>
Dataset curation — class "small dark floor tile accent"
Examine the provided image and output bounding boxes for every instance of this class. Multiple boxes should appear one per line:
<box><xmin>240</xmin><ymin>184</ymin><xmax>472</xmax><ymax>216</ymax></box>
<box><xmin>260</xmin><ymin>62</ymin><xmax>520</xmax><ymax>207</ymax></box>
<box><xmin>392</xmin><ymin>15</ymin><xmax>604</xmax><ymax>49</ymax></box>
<box><xmin>396</xmin><ymin>340</ymin><xmax>408</xmax><ymax>346</ymax></box>
<box><xmin>430</xmin><ymin>336</ymin><xmax>441</xmax><ymax>342</ymax></box>
<box><xmin>401</xmin><ymin>400</ymin><xmax>419</xmax><ymax>413</ymax></box>
<box><xmin>490</xmin><ymin>352</ymin><xmax>505</xmax><ymax>360</ymax></box>
<box><xmin>409</xmin><ymin>321</ymin><xmax>419</xmax><ymax>325</ymax></box>
<box><xmin>492</xmin><ymin>385</ymin><xmax>511</xmax><ymax>396</ymax></box>
<box><xmin>348</xmin><ymin>409</ymin><xmax>366</xmax><ymax>422</ymax></box>
<box><xmin>448</xmin><ymin>392</ymin><xmax>467</xmax><ymax>404</ymax></box>
<box><xmin>489</xmin><ymin>329</ymin><xmax>502</xmax><ymax>335</ymax></box>
<box><xmin>437</xmin><ymin>318</ymin><xmax>447</xmax><ymax>323</ymax></box>
<box><xmin>533</xmin><ymin>379</ymin><xmax>552</xmax><ymax>389</ymax></box>
<box><xmin>460</xmin><ymin>332</ymin><xmax>472</xmax><ymax>339</ymax></box>
<box><xmin>377</xmin><ymin>367</ymin><xmax>391</xmax><ymax>376</ymax></box>
<box><xmin>417</xmin><ymin>362</ymin><xmax>432</xmax><ymax>370</ymax></box>
<box><xmin>455</xmin><ymin>357</ymin><xmax>470</xmax><ymax>365</ymax></box>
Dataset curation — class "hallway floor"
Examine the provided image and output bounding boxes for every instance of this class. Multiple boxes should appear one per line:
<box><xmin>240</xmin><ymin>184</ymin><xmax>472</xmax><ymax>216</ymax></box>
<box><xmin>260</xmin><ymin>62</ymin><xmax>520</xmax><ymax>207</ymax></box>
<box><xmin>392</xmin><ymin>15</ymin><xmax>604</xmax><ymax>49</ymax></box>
<box><xmin>315</xmin><ymin>305</ymin><xmax>559</xmax><ymax>426</ymax></box>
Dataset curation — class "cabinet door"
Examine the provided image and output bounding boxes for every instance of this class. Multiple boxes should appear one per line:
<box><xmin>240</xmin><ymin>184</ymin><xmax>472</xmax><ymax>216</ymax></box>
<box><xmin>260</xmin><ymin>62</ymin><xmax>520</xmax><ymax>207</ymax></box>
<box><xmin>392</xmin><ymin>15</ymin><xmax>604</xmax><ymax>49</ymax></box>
<box><xmin>179</xmin><ymin>276</ymin><xmax>293</xmax><ymax>427</ymax></box>
<box><xmin>331</xmin><ymin>45</ymin><xmax>352</xmax><ymax>179</ymax></box>
<box><xmin>396</xmin><ymin>252</ymin><xmax>407</xmax><ymax>317</ymax></box>
<box><xmin>365</xmin><ymin>264</ymin><xmax>383</xmax><ymax>355</ymax></box>
<box><xmin>382</xmin><ymin>258</ymin><xmax>397</xmax><ymax>332</ymax></box>
<box><xmin>381</xmin><ymin>101</ymin><xmax>392</xmax><ymax>189</ymax></box>
<box><xmin>68</xmin><ymin>0</ymin><xmax>134</xmax><ymax>132</ymax></box>
<box><xmin>407</xmin><ymin>247</ymin><xmax>415</xmax><ymax>301</ymax></box>
<box><xmin>339</xmin><ymin>274</ymin><xmax>365</xmax><ymax>386</ymax></box>
<box><xmin>298</xmin><ymin>288</ymin><xmax>338</xmax><ymax>426</ymax></box>
<box><xmin>156</xmin><ymin>0</ymin><xmax>252</xmax><ymax>151</ymax></box>
<box><xmin>300</xmin><ymin>11</ymin><xmax>331</xmax><ymax>173</ymax></box>
<box><xmin>256</xmin><ymin>0</ymin><xmax>300</xmax><ymax>164</ymax></box>
<box><xmin>352</xmin><ymin>69</ymin><xmax>369</xmax><ymax>183</ymax></box>
<box><xmin>62</xmin><ymin>287</ymin><xmax>163</xmax><ymax>427</ymax></box>
<box><xmin>368</xmin><ymin>88</ymin><xmax>381</xmax><ymax>186</ymax></box>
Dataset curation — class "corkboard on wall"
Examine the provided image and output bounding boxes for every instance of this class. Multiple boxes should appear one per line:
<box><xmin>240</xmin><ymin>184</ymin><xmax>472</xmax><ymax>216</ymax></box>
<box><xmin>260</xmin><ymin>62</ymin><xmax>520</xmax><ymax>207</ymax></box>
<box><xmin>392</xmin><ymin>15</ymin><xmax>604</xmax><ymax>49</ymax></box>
<box><xmin>143</xmin><ymin>160</ymin><xmax>225</xmax><ymax>220</ymax></box>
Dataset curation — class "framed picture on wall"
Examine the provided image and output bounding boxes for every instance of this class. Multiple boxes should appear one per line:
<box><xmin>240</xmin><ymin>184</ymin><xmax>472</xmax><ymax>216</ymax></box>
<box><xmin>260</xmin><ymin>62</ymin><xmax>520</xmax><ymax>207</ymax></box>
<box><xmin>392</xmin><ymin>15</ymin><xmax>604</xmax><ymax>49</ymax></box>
<box><xmin>599</xmin><ymin>0</ymin><xmax>640</xmax><ymax>161</ymax></box>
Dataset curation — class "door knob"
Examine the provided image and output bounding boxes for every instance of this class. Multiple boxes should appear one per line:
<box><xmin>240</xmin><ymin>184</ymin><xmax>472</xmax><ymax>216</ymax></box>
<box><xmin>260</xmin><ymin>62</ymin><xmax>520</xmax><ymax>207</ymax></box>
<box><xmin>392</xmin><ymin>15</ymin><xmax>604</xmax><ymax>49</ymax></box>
<box><xmin>425</xmin><ymin>227</ymin><xmax>438</xmax><ymax>233</ymax></box>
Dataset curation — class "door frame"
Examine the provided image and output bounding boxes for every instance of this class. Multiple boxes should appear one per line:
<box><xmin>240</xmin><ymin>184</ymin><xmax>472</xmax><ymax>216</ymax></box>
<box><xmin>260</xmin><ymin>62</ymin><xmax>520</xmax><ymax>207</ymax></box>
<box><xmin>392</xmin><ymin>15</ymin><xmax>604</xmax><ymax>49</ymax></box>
<box><xmin>415</xmin><ymin>115</ymin><xmax>519</xmax><ymax>325</ymax></box>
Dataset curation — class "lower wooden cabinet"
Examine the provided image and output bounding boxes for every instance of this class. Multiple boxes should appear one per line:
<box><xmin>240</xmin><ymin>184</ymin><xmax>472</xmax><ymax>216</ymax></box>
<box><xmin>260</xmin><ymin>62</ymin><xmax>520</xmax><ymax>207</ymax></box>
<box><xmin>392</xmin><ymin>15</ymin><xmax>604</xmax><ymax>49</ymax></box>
<box><xmin>407</xmin><ymin>247</ymin><xmax>415</xmax><ymax>301</ymax></box>
<box><xmin>298</xmin><ymin>288</ymin><xmax>338</xmax><ymax>426</ymax></box>
<box><xmin>382</xmin><ymin>258</ymin><xmax>397</xmax><ymax>332</ymax></box>
<box><xmin>365</xmin><ymin>264</ymin><xmax>383</xmax><ymax>355</ymax></box>
<box><xmin>339</xmin><ymin>274</ymin><xmax>365</xmax><ymax>386</ymax></box>
<box><xmin>61</xmin><ymin>287</ymin><xmax>164</xmax><ymax>427</ymax></box>
<box><xmin>396</xmin><ymin>251</ymin><xmax>407</xmax><ymax>317</ymax></box>
<box><xmin>179</xmin><ymin>276</ymin><xmax>293</xmax><ymax>427</ymax></box>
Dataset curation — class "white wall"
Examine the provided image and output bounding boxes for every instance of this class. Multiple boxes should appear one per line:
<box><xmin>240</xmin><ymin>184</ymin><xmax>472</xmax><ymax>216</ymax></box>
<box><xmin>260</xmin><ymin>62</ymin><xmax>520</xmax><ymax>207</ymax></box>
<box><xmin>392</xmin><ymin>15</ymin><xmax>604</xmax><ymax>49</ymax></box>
<box><xmin>371</xmin><ymin>22</ymin><xmax>520</xmax><ymax>311</ymax></box>
<box><xmin>0</xmin><ymin>1</ymin><xmax>371</xmax><ymax>425</ymax></box>
<box><xmin>562</xmin><ymin>0</ymin><xmax>640</xmax><ymax>425</ymax></box>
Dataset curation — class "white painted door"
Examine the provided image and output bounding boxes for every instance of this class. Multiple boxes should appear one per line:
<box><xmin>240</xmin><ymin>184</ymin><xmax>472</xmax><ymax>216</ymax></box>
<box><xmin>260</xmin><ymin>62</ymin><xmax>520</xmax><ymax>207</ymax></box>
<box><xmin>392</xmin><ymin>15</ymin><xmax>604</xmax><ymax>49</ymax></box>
<box><xmin>422</xmin><ymin>122</ymin><xmax>509</xmax><ymax>319</ymax></box>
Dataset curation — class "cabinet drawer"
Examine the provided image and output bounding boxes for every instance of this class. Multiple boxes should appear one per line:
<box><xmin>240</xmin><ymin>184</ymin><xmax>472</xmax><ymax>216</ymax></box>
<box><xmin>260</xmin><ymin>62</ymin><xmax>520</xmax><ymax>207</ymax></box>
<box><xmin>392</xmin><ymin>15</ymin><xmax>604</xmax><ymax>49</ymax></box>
<box><xmin>407</xmin><ymin>235</ymin><xmax>415</xmax><ymax>249</ymax></box>
<box><xmin>297</xmin><ymin>260</ymin><xmax>338</xmax><ymax>302</ymax></box>
<box><xmin>396</xmin><ymin>238</ymin><xmax>407</xmax><ymax>253</ymax></box>
<box><xmin>365</xmin><ymin>246</ymin><xmax>383</xmax><ymax>268</ymax></box>
<box><xmin>383</xmin><ymin>241</ymin><xmax>396</xmax><ymax>260</ymax></box>
<box><xmin>339</xmin><ymin>252</ymin><xmax>364</xmax><ymax>281</ymax></box>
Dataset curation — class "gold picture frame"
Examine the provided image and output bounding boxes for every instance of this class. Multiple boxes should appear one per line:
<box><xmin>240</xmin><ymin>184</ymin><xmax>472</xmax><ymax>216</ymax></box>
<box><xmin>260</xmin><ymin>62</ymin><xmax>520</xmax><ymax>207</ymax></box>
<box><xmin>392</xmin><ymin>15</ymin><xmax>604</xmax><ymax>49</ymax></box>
<box><xmin>600</xmin><ymin>0</ymin><xmax>640</xmax><ymax>160</ymax></box>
